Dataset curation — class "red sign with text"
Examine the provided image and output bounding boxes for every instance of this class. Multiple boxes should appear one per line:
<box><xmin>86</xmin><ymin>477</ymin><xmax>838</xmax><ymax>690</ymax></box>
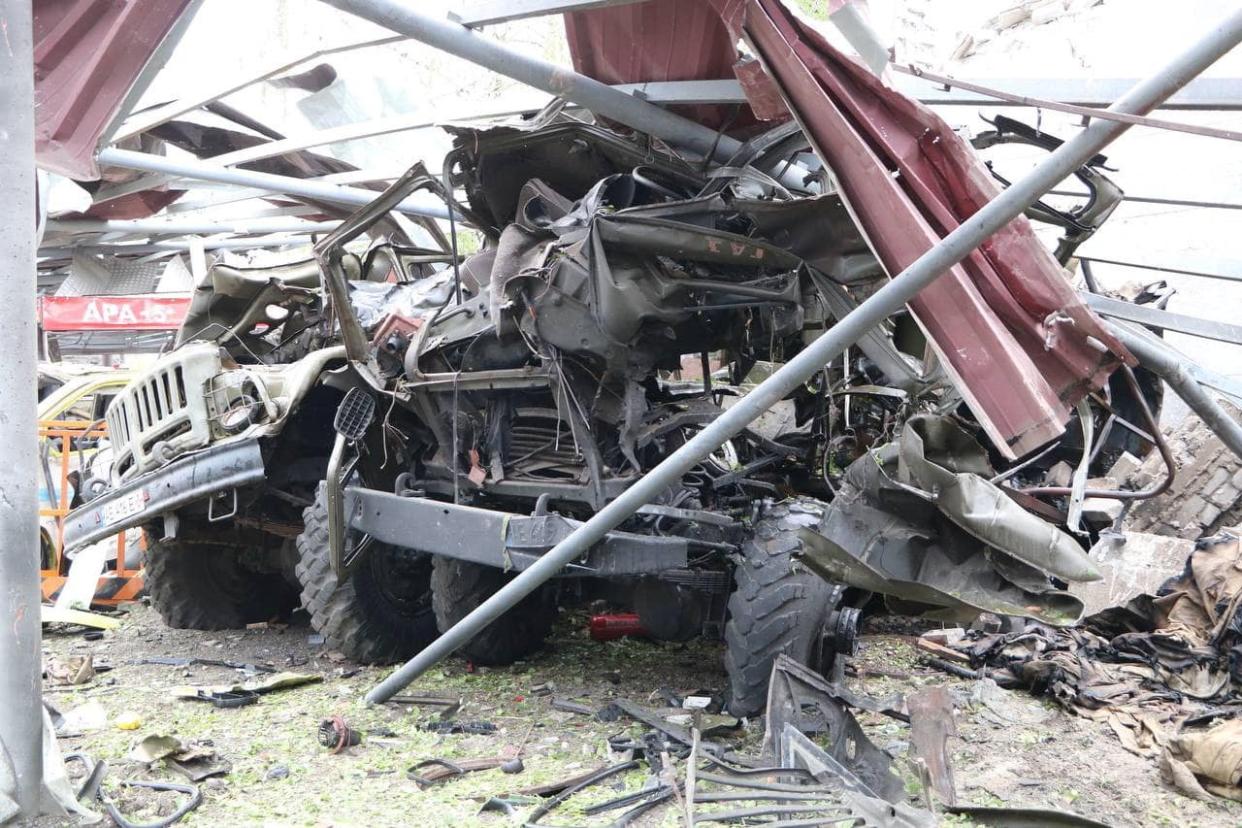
<box><xmin>39</xmin><ymin>295</ymin><xmax>190</xmax><ymax>331</ymax></box>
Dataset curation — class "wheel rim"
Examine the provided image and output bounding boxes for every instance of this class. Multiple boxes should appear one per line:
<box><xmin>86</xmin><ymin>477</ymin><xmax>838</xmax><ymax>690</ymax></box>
<box><xmin>367</xmin><ymin>544</ymin><xmax>432</xmax><ymax>619</ymax></box>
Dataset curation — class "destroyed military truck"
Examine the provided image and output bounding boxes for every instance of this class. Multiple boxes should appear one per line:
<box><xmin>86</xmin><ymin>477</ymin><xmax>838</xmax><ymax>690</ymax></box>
<box><xmin>62</xmin><ymin>226</ymin><xmax>461</xmax><ymax>640</ymax></box>
<box><xmin>310</xmin><ymin>114</ymin><xmax>1158</xmax><ymax>714</ymax></box>
<box><xmin>65</xmin><ymin>102</ymin><xmax>1163</xmax><ymax>715</ymax></box>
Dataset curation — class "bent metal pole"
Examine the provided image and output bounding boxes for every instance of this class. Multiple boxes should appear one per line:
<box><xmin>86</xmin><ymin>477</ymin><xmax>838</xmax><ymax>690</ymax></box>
<box><xmin>0</xmin><ymin>0</ymin><xmax>44</xmax><ymax>814</ymax></box>
<box><xmin>1109</xmin><ymin>322</ymin><xmax>1242</xmax><ymax>461</ymax></box>
<box><xmin>366</xmin><ymin>8</ymin><xmax>1242</xmax><ymax>704</ymax></box>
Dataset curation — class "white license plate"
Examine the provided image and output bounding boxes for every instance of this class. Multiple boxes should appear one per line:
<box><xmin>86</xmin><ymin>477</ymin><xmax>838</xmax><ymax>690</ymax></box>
<box><xmin>103</xmin><ymin>489</ymin><xmax>146</xmax><ymax>525</ymax></box>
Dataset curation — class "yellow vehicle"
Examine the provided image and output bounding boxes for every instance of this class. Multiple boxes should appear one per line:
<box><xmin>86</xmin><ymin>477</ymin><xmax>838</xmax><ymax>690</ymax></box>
<box><xmin>38</xmin><ymin>364</ymin><xmax>143</xmax><ymax>603</ymax></box>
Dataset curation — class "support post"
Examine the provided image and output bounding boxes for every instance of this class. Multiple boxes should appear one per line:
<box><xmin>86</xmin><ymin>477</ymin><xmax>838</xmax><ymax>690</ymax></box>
<box><xmin>0</xmin><ymin>0</ymin><xmax>44</xmax><ymax>815</ymax></box>
<box><xmin>364</xmin><ymin>8</ymin><xmax>1242</xmax><ymax>705</ymax></box>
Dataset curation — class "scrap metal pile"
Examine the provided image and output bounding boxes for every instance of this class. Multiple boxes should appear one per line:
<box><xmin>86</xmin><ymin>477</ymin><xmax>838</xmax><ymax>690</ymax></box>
<box><xmin>939</xmin><ymin>529</ymin><xmax>1242</xmax><ymax>801</ymax></box>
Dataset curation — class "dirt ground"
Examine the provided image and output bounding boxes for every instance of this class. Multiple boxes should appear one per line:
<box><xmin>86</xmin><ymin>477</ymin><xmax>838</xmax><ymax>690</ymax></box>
<box><xmin>31</xmin><ymin>603</ymin><xmax>1242</xmax><ymax>828</ymax></box>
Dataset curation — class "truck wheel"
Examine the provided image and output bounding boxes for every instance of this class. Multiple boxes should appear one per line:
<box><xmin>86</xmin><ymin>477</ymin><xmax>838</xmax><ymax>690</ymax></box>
<box><xmin>724</xmin><ymin>498</ymin><xmax>840</xmax><ymax>717</ymax></box>
<box><xmin>430</xmin><ymin>558</ymin><xmax>557</xmax><ymax>666</ymax></box>
<box><xmin>295</xmin><ymin>486</ymin><xmax>438</xmax><ymax>663</ymax></box>
<box><xmin>144</xmin><ymin>530</ymin><xmax>295</xmax><ymax>630</ymax></box>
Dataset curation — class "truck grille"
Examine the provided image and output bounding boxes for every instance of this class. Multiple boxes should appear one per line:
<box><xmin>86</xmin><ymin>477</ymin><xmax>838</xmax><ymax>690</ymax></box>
<box><xmin>106</xmin><ymin>343</ymin><xmax>222</xmax><ymax>482</ymax></box>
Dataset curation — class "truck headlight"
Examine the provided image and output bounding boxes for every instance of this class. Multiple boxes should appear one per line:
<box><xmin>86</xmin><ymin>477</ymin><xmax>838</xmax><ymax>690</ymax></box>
<box><xmin>220</xmin><ymin>394</ymin><xmax>262</xmax><ymax>433</ymax></box>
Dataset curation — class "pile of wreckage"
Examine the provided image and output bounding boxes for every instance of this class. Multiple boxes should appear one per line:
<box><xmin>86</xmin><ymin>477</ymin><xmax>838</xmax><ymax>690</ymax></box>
<box><xmin>921</xmin><ymin>406</ymin><xmax>1242</xmax><ymax>804</ymax></box>
<box><xmin>40</xmin><ymin>0</ymin><xmax>1242</xmax><ymax>820</ymax></box>
<box><xmin>389</xmin><ymin>654</ymin><xmax>1131</xmax><ymax>827</ymax></box>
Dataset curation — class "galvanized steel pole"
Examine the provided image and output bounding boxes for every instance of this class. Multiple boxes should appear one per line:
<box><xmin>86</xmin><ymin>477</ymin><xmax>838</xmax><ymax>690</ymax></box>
<box><xmin>317</xmin><ymin>0</ymin><xmax>811</xmax><ymax>191</ymax></box>
<box><xmin>0</xmin><ymin>0</ymin><xmax>44</xmax><ymax>815</ymax></box>
<box><xmin>95</xmin><ymin>148</ymin><xmax>452</xmax><ymax>221</ymax></box>
<box><xmin>365</xmin><ymin>9</ymin><xmax>1242</xmax><ymax>704</ymax></box>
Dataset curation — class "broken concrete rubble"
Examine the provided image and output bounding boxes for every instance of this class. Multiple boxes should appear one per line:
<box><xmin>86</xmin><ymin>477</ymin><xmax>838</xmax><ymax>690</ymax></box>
<box><xmin>1071</xmin><ymin>531</ymin><xmax>1195</xmax><ymax>617</ymax></box>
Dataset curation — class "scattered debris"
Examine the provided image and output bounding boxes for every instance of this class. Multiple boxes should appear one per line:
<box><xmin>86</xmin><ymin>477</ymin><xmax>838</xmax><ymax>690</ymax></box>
<box><xmin>169</xmin><ymin>671</ymin><xmax>321</xmax><ymax>702</ymax></box>
<box><xmin>943</xmin><ymin>529</ymin><xmax>1242</xmax><ymax>800</ymax></box>
<box><xmin>407</xmin><ymin>756</ymin><xmax>524</xmax><ymax>789</ymax></box>
<box><xmin>115</xmin><ymin>712</ymin><xmax>142</xmax><ymax>731</ymax></box>
<box><xmin>764</xmin><ymin>655</ymin><xmax>906</xmax><ymax>803</ymax></box>
<box><xmin>588</xmin><ymin>613</ymin><xmax>649</xmax><ymax>641</ymax></box>
<box><xmin>138</xmin><ymin>656</ymin><xmax>276</xmax><ymax>674</ymax></box>
<box><xmin>73</xmin><ymin>754</ymin><xmax>203</xmax><ymax>828</ymax></box>
<box><xmin>127</xmin><ymin>734</ymin><xmax>231</xmax><ymax>783</ymax></box>
<box><xmin>1071</xmin><ymin>530</ymin><xmax>1195</xmax><ymax>616</ymax></box>
<box><xmin>46</xmin><ymin>654</ymin><xmax>95</xmax><ymax>685</ymax></box>
<box><xmin>318</xmin><ymin>716</ymin><xmax>363</xmax><ymax>754</ymax></box>
<box><xmin>41</xmin><ymin>605</ymin><xmax>120</xmax><ymax>630</ymax></box>
<box><xmin>1164</xmin><ymin>719</ymin><xmax>1242</xmax><ymax>800</ymax></box>
<box><xmin>188</xmin><ymin>690</ymin><xmax>259</xmax><ymax>709</ymax></box>
<box><xmin>907</xmin><ymin>686</ymin><xmax>958</xmax><ymax>805</ymax></box>
<box><xmin>419</xmin><ymin>720</ymin><xmax>497</xmax><ymax>736</ymax></box>
<box><xmin>549</xmin><ymin>698</ymin><xmax>594</xmax><ymax>716</ymax></box>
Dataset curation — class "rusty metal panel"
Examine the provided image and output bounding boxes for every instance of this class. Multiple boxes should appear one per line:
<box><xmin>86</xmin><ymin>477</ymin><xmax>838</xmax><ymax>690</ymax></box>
<box><xmin>716</xmin><ymin>0</ymin><xmax>1131</xmax><ymax>457</ymax></box>
<box><xmin>563</xmin><ymin>0</ymin><xmax>749</xmax><ymax>130</ymax></box>
<box><xmin>33</xmin><ymin>0</ymin><xmax>195</xmax><ymax>179</ymax></box>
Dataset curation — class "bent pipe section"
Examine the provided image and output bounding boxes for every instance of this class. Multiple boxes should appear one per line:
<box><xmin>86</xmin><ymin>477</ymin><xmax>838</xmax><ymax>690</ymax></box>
<box><xmin>1109</xmin><ymin>322</ymin><xmax>1242</xmax><ymax>461</ymax></box>
<box><xmin>363</xmin><ymin>9</ymin><xmax>1242</xmax><ymax>704</ymax></box>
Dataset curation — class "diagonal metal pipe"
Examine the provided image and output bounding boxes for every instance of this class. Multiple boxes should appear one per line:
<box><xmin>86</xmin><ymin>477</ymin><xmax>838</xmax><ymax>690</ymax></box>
<box><xmin>316</xmin><ymin>0</ymin><xmax>812</xmax><ymax>191</ymax></box>
<box><xmin>364</xmin><ymin>8</ymin><xmax>1242</xmax><ymax>704</ymax></box>
<box><xmin>95</xmin><ymin>147</ymin><xmax>452</xmax><ymax>220</ymax></box>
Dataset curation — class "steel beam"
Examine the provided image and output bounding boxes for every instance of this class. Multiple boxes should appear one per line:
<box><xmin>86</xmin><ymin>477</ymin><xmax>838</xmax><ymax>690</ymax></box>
<box><xmin>453</xmin><ymin>0</ymin><xmax>649</xmax><ymax>28</ymax></box>
<box><xmin>38</xmin><ymin>236</ymin><xmax>319</xmax><ymax>257</ymax></box>
<box><xmin>1083</xmin><ymin>293</ymin><xmax>1242</xmax><ymax>345</ymax></box>
<box><xmin>900</xmin><ymin>74</ymin><xmax>1242</xmax><ymax>110</ymax></box>
<box><xmin>95</xmin><ymin>147</ymin><xmax>452</xmax><ymax>220</ymax></box>
<box><xmin>894</xmin><ymin>65</ymin><xmax>1242</xmax><ymax>142</ymax></box>
<box><xmin>1079</xmin><ymin>253</ymin><xmax>1241</xmax><ymax>283</ymax></box>
<box><xmin>316</xmin><ymin>0</ymin><xmax>811</xmax><ymax>192</ymax></box>
<box><xmin>614</xmin><ymin>76</ymin><xmax>1242</xmax><ymax>109</ymax></box>
<box><xmin>363</xmin><ymin>7</ymin><xmax>1242</xmax><ymax>705</ymax></box>
<box><xmin>0</xmin><ymin>0</ymin><xmax>44</xmax><ymax>815</ymax></box>
<box><xmin>47</xmin><ymin>218</ymin><xmax>341</xmax><ymax>236</ymax></box>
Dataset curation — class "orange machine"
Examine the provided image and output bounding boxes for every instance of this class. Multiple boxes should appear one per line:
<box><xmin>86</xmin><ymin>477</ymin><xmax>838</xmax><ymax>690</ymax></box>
<box><xmin>38</xmin><ymin>418</ymin><xmax>144</xmax><ymax>606</ymax></box>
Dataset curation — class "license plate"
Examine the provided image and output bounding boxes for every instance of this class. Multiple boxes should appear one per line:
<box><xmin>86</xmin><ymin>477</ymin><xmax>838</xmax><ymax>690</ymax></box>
<box><xmin>103</xmin><ymin>489</ymin><xmax>146</xmax><ymax>525</ymax></box>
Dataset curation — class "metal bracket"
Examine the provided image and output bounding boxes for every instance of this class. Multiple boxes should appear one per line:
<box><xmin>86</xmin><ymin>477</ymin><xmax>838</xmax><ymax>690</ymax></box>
<box><xmin>207</xmin><ymin>488</ymin><xmax>237</xmax><ymax>522</ymax></box>
<box><xmin>327</xmin><ymin>388</ymin><xmax>377</xmax><ymax>581</ymax></box>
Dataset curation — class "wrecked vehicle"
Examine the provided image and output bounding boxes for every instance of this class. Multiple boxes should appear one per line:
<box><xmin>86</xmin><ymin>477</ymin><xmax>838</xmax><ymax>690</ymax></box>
<box><xmin>62</xmin><ymin>231</ymin><xmax>458</xmax><ymax>647</ymax></box>
<box><xmin>64</xmin><ymin>4</ymin><xmax>1173</xmax><ymax>716</ymax></box>
<box><xmin>308</xmin><ymin>107</ymin><xmax>1154</xmax><ymax>713</ymax></box>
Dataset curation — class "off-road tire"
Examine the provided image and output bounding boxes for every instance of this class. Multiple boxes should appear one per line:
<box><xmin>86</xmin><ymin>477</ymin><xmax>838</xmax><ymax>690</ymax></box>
<box><xmin>296</xmin><ymin>485</ymin><xmax>438</xmax><ymax>663</ymax></box>
<box><xmin>144</xmin><ymin>530</ymin><xmax>295</xmax><ymax>630</ymax></box>
<box><xmin>430</xmin><ymin>558</ymin><xmax>557</xmax><ymax>666</ymax></box>
<box><xmin>724</xmin><ymin>497</ymin><xmax>839</xmax><ymax>717</ymax></box>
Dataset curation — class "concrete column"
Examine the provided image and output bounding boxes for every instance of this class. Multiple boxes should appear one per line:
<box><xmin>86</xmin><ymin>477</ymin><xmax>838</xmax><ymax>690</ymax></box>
<box><xmin>0</xmin><ymin>0</ymin><xmax>44</xmax><ymax>817</ymax></box>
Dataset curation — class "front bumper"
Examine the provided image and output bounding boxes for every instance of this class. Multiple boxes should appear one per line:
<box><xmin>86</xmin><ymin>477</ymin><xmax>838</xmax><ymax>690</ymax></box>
<box><xmin>344</xmin><ymin>487</ymin><xmax>688</xmax><ymax>575</ymax></box>
<box><xmin>63</xmin><ymin>439</ymin><xmax>266</xmax><ymax>552</ymax></box>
